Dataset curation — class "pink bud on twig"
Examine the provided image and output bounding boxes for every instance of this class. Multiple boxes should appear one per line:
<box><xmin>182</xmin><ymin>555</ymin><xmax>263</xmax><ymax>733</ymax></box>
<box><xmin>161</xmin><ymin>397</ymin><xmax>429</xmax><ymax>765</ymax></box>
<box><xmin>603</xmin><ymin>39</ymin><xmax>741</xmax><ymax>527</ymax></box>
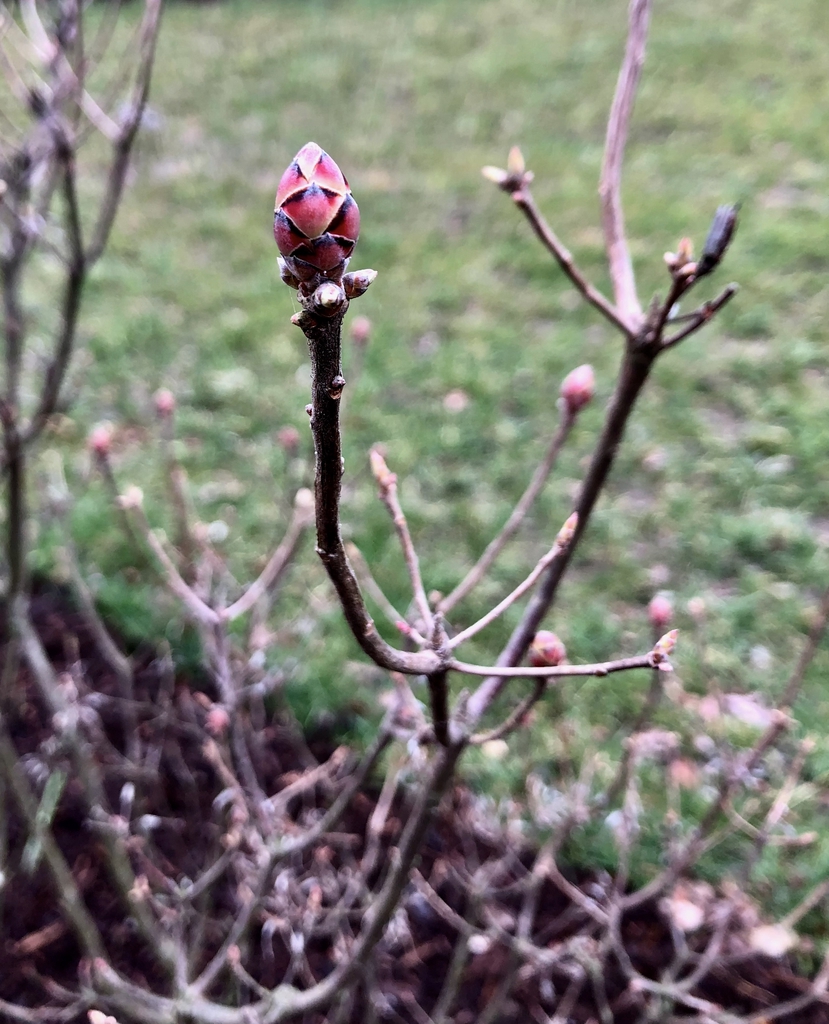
<box><xmin>274</xmin><ymin>142</ymin><xmax>359</xmax><ymax>285</ymax></box>
<box><xmin>529</xmin><ymin>630</ymin><xmax>567</xmax><ymax>668</ymax></box>
<box><xmin>648</xmin><ymin>593</ymin><xmax>673</xmax><ymax>629</ymax></box>
<box><xmin>370</xmin><ymin>447</ymin><xmax>396</xmax><ymax>489</ymax></box>
<box><xmin>88</xmin><ymin>424</ymin><xmax>112</xmax><ymax>457</ymax></box>
<box><xmin>153</xmin><ymin>388</ymin><xmax>175</xmax><ymax>417</ymax></box>
<box><xmin>560</xmin><ymin>364</ymin><xmax>595</xmax><ymax>415</ymax></box>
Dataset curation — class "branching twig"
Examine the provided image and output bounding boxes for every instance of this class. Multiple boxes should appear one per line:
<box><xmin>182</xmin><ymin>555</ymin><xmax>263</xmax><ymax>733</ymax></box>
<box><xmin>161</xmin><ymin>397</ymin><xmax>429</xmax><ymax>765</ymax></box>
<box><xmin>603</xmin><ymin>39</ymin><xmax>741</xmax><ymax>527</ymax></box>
<box><xmin>439</xmin><ymin>405</ymin><xmax>577</xmax><ymax>615</ymax></box>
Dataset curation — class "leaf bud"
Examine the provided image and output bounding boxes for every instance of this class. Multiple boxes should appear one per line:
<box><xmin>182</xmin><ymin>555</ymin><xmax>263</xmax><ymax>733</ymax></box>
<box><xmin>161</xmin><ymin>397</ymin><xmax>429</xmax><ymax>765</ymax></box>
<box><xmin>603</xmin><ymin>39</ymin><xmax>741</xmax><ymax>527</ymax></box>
<box><xmin>88</xmin><ymin>424</ymin><xmax>112</xmax><ymax>457</ymax></box>
<box><xmin>696</xmin><ymin>204</ymin><xmax>738</xmax><ymax>277</ymax></box>
<box><xmin>560</xmin><ymin>364</ymin><xmax>595</xmax><ymax>415</ymax></box>
<box><xmin>529</xmin><ymin>630</ymin><xmax>567</xmax><ymax>668</ymax></box>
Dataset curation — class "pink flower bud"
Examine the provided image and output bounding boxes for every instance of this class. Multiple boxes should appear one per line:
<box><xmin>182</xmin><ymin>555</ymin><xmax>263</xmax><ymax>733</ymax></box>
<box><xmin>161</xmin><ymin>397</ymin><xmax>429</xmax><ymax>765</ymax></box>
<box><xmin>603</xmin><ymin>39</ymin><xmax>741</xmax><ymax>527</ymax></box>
<box><xmin>88</xmin><ymin>424</ymin><xmax>112</xmax><ymax>457</ymax></box>
<box><xmin>154</xmin><ymin>388</ymin><xmax>175</xmax><ymax>417</ymax></box>
<box><xmin>648</xmin><ymin>594</ymin><xmax>673</xmax><ymax>629</ymax></box>
<box><xmin>529</xmin><ymin>630</ymin><xmax>566</xmax><ymax>668</ymax></box>
<box><xmin>205</xmin><ymin>706</ymin><xmax>230</xmax><ymax>737</ymax></box>
<box><xmin>276</xmin><ymin>425</ymin><xmax>301</xmax><ymax>454</ymax></box>
<box><xmin>350</xmin><ymin>315</ymin><xmax>372</xmax><ymax>346</ymax></box>
<box><xmin>274</xmin><ymin>142</ymin><xmax>359</xmax><ymax>285</ymax></box>
<box><xmin>560</xmin><ymin>364</ymin><xmax>595</xmax><ymax>415</ymax></box>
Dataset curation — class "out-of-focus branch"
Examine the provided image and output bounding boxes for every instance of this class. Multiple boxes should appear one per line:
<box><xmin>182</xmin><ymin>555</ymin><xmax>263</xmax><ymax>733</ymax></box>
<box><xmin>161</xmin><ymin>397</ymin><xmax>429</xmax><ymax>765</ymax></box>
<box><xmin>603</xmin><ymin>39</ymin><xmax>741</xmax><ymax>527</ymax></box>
<box><xmin>453</xmin><ymin>648</ymin><xmax>662</xmax><ymax>679</ymax></box>
<box><xmin>0</xmin><ymin>718</ymin><xmax>106</xmax><ymax>961</ymax></box>
<box><xmin>448</xmin><ymin>512</ymin><xmax>576</xmax><ymax>649</ymax></box>
<box><xmin>599</xmin><ymin>0</ymin><xmax>651</xmax><ymax>330</ymax></box>
<box><xmin>223</xmin><ymin>494</ymin><xmax>313</xmax><ymax>622</ymax></box>
<box><xmin>779</xmin><ymin>580</ymin><xmax>829</xmax><ymax>710</ymax></box>
<box><xmin>85</xmin><ymin>0</ymin><xmax>163</xmax><ymax>266</ymax></box>
<box><xmin>123</xmin><ymin>496</ymin><xmax>221</xmax><ymax>628</ymax></box>
<box><xmin>623</xmin><ymin>711</ymin><xmax>790</xmax><ymax>913</ymax></box>
<box><xmin>439</xmin><ymin>404</ymin><xmax>577</xmax><ymax>615</ymax></box>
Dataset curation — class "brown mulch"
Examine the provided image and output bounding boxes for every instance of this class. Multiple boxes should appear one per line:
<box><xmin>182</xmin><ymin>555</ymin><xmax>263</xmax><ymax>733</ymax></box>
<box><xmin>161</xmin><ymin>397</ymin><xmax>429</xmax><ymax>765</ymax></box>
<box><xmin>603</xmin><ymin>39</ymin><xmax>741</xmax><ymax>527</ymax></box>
<box><xmin>1</xmin><ymin>583</ymin><xmax>827</xmax><ymax>1024</ymax></box>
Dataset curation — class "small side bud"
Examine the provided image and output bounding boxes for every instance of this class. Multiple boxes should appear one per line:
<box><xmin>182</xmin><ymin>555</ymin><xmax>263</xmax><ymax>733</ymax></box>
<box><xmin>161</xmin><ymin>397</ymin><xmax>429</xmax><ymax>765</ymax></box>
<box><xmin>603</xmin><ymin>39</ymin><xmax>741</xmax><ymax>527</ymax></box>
<box><xmin>651</xmin><ymin>628</ymin><xmax>679</xmax><ymax>670</ymax></box>
<box><xmin>696</xmin><ymin>204</ymin><xmax>738</xmax><ymax>277</ymax></box>
<box><xmin>293</xmin><ymin>487</ymin><xmax>314</xmax><ymax>515</ymax></box>
<box><xmin>88</xmin><ymin>1012</ymin><xmax>119</xmax><ymax>1024</ymax></box>
<box><xmin>481</xmin><ymin>165</ymin><xmax>509</xmax><ymax>186</ymax></box>
<box><xmin>529</xmin><ymin>630</ymin><xmax>567</xmax><ymax>668</ymax></box>
<box><xmin>560</xmin><ymin>364</ymin><xmax>595</xmax><ymax>415</ymax></box>
<box><xmin>343</xmin><ymin>269</ymin><xmax>378</xmax><ymax>299</ymax></box>
<box><xmin>350</xmin><ymin>315</ymin><xmax>372</xmax><ymax>346</ymax></box>
<box><xmin>370</xmin><ymin>447</ymin><xmax>396</xmax><ymax>489</ymax></box>
<box><xmin>648</xmin><ymin>593</ymin><xmax>673</xmax><ymax>630</ymax></box>
<box><xmin>676</xmin><ymin>237</ymin><xmax>694</xmax><ymax>264</ymax></box>
<box><xmin>153</xmin><ymin>388</ymin><xmax>175</xmax><ymax>417</ymax></box>
<box><xmin>88</xmin><ymin>424</ymin><xmax>112</xmax><ymax>458</ymax></box>
<box><xmin>507</xmin><ymin>146</ymin><xmax>525</xmax><ymax>176</ymax></box>
<box><xmin>555</xmin><ymin>512</ymin><xmax>578</xmax><ymax>550</ymax></box>
<box><xmin>313</xmin><ymin>281</ymin><xmax>346</xmax><ymax>313</ymax></box>
<box><xmin>117</xmin><ymin>486</ymin><xmax>144</xmax><ymax>510</ymax></box>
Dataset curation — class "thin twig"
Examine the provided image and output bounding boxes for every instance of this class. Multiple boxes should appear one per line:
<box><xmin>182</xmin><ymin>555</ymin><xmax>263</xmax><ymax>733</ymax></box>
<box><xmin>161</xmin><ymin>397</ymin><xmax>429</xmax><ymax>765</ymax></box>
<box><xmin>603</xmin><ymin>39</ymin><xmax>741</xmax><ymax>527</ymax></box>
<box><xmin>449</xmin><ymin>532</ymin><xmax>571</xmax><ymax>649</ymax></box>
<box><xmin>222</xmin><ymin>500</ymin><xmax>312</xmax><ymax>622</ymax></box>
<box><xmin>662</xmin><ymin>283</ymin><xmax>738</xmax><ymax>348</ymax></box>
<box><xmin>512</xmin><ymin>187</ymin><xmax>634</xmax><ymax>337</ymax></box>
<box><xmin>470</xmin><ymin>677</ymin><xmax>547</xmax><ymax>744</ymax></box>
<box><xmin>439</xmin><ymin>405</ymin><xmax>576</xmax><ymax>615</ymax></box>
<box><xmin>125</xmin><ymin>500</ymin><xmax>221</xmax><ymax>627</ymax></box>
<box><xmin>371</xmin><ymin>448</ymin><xmax>433</xmax><ymax>633</ymax></box>
<box><xmin>452</xmin><ymin>650</ymin><xmax>659</xmax><ymax>679</ymax></box>
<box><xmin>85</xmin><ymin>0</ymin><xmax>163</xmax><ymax>265</ymax></box>
<box><xmin>599</xmin><ymin>0</ymin><xmax>651</xmax><ymax>330</ymax></box>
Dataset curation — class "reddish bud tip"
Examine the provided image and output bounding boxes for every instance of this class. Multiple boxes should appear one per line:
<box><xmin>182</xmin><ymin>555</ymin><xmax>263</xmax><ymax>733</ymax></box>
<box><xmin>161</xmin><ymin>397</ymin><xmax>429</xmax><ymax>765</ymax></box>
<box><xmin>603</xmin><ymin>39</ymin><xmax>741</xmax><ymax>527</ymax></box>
<box><xmin>274</xmin><ymin>143</ymin><xmax>359</xmax><ymax>285</ymax></box>
<box><xmin>205</xmin><ymin>706</ymin><xmax>230</xmax><ymax>737</ymax></box>
<box><xmin>88</xmin><ymin>424</ymin><xmax>112</xmax><ymax>457</ymax></box>
<box><xmin>370</xmin><ymin>448</ymin><xmax>396</xmax><ymax>489</ymax></box>
<box><xmin>560</xmin><ymin>364</ymin><xmax>595</xmax><ymax>414</ymax></box>
<box><xmin>652</xmin><ymin>628</ymin><xmax>679</xmax><ymax>665</ymax></box>
<box><xmin>648</xmin><ymin>594</ymin><xmax>673</xmax><ymax>629</ymax></box>
<box><xmin>350</xmin><ymin>315</ymin><xmax>372</xmax><ymax>346</ymax></box>
<box><xmin>276</xmin><ymin>425</ymin><xmax>301</xmax><ymax>454</ymax></box>
<box><xmin>154</xmin><ymin>388</ymin><xmax>175</xmax><ymax>417</ymax></box>
<box><xmin>556</xmin><ymin>512</ymin><xmax>578</xmax><ymax>550</ymax></box>
<box><xmin>529</xmin><ymin>630</ymin><xmax>567</xmax><ymax>668</ymax></box>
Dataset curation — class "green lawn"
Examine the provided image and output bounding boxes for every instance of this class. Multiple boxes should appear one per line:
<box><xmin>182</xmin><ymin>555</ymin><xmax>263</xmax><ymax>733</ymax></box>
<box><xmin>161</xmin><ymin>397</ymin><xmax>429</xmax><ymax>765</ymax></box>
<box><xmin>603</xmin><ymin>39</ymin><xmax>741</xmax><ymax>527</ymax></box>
<box><xmin>20</xmin><ymin>0</ymin><xmax>829</xmax><ymax>917</ymax></box>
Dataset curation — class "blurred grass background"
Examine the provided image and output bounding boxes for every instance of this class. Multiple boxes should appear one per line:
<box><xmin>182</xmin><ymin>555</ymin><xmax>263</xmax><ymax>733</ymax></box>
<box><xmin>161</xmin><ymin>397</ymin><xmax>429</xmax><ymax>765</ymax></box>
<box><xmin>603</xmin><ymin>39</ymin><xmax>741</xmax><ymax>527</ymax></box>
<box><xmin>16</xmin><ymin>0</ymin><xmax>829</xmax><ymax>916</ymax></box>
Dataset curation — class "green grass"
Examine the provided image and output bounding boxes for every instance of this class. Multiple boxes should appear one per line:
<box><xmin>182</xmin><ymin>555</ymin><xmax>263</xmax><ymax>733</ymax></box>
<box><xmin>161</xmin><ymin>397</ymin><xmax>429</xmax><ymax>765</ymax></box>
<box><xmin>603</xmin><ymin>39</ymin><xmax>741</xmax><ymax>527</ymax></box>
<box><xmin>16</xmin><ymin>0</ymin><xmax>829</xmax><ymax>914</ymax></box>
